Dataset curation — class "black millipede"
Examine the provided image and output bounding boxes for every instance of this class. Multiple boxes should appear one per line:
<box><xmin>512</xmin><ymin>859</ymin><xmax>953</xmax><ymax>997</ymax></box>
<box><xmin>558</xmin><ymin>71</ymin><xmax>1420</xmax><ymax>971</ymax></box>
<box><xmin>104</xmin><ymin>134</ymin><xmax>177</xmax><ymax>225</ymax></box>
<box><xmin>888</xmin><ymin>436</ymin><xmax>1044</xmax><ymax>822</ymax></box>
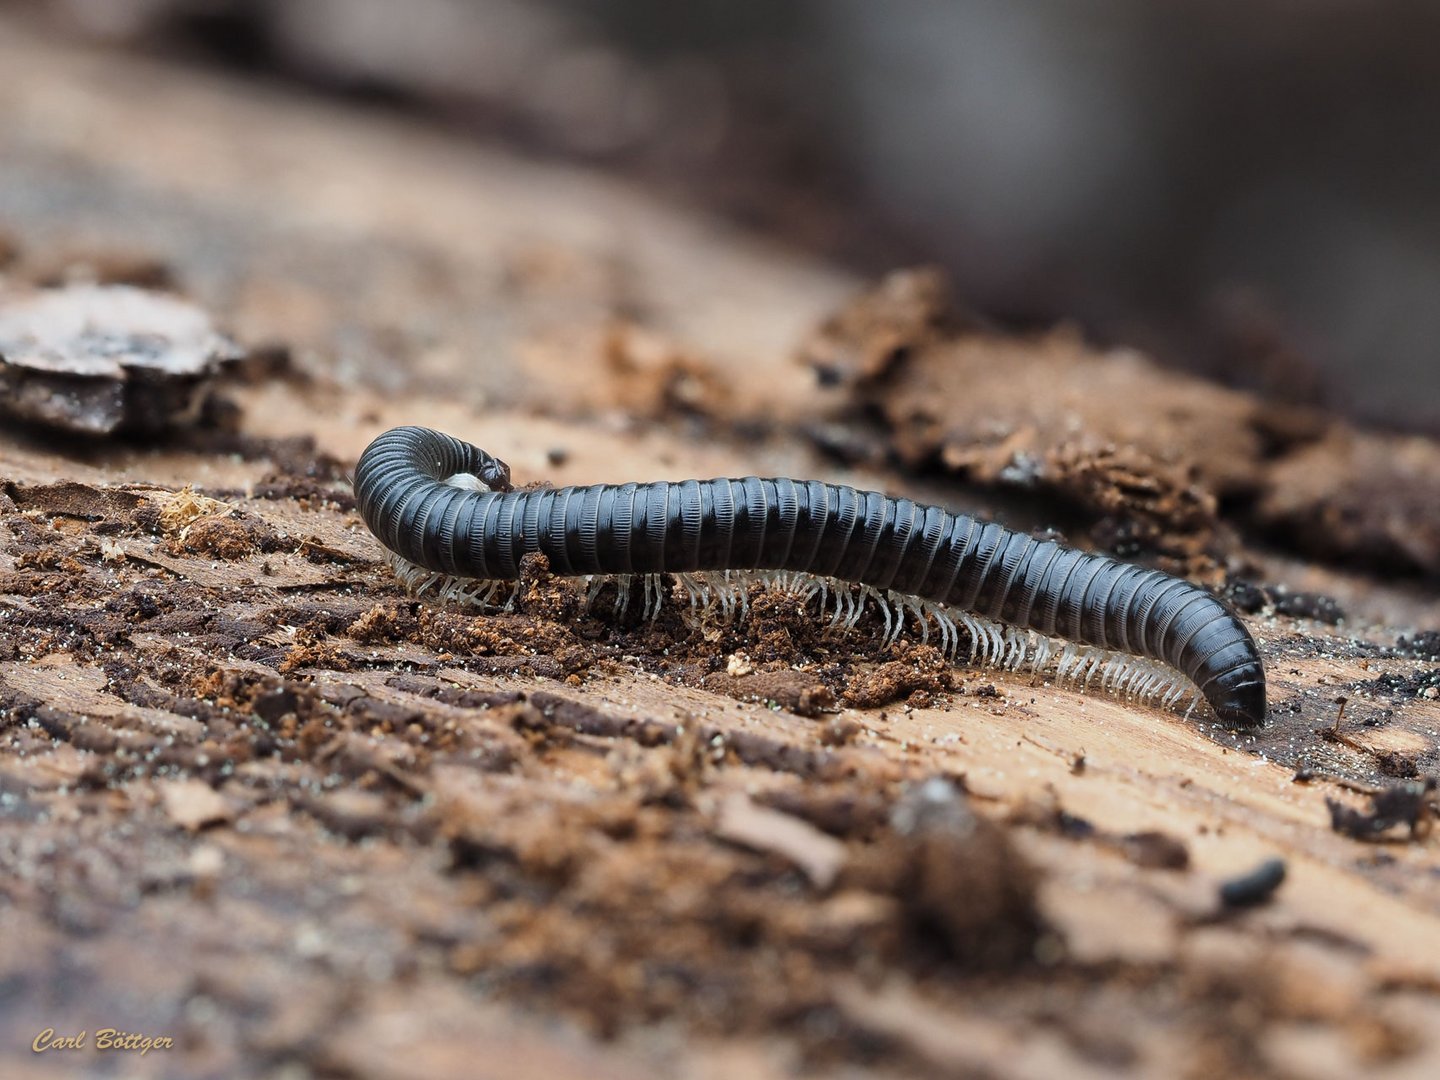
<box><xmin>352</xmin><ymin>425</ymin><xmax>1267</xmax><ymax>727</ymax></box>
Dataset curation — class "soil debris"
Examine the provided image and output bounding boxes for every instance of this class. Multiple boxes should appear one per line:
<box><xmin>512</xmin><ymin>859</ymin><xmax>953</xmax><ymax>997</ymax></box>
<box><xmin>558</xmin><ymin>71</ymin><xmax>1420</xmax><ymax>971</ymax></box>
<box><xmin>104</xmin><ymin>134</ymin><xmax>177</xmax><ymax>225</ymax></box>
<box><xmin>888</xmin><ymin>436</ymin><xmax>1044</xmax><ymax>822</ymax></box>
<box><xmin>1120</xmin><ymin>830</ymin><xmax>1192</xmax><ymax>871</ymax></box>
<box><xmin>1221</xmin><ymin>579</ymin><xmax>1346</xmax><ymax>624</ymax></box>
<box><xmin>1047</xmin><ymin>441</ymin><xmax>1222</xmax><ymax>571</ymax></box>
<box><xmin>1326</xmin><ymin>778</ymin><xmax>1438</xmax><ymax>841</ymax></box>
<box><xmin>849</xmin><ymin>777</ymin><xmax>1042</xmax><ymax>966</ymax></box>
<box><xmin>1354</xmin><ymin>667</ymin><xmax>1440</xmax><ymax>706</ymax></box>
<box><xmin>1011</xmin><ymin>796</ymin><xmax>1191</xmax><ymax>870</ymax></box>
<box><xmin>700</xmin><ymin>667</ymin><xmax>835</xmax><ymax>717</ymax></box>
<box><xmin>1269</xmin><ymin>589</ymin><xmax>1345</xmax><ymax>624</ymax></box>
<box><xmin>1</xmin><ymin>480</ymin><xmax>144</xmax><ymax>522</ymax></box>
<box><xmin>171</xmin><ymin>514</ymin><xmax>262</xmax><ymax>560</ymax></box>
<box><xmin>800</xmin><ymin>273</ymin><xmax>1262</xmax><ymax>569</ymax></box>
<box><xmin>1396</xmin><ymin>631</ymin><xmax>1440</xmax><ymax>661</ymax></box>
<box><xmin>841</xmin><ymin>644</ymin><xmax>953</xmax><ymax>710</ymax></box>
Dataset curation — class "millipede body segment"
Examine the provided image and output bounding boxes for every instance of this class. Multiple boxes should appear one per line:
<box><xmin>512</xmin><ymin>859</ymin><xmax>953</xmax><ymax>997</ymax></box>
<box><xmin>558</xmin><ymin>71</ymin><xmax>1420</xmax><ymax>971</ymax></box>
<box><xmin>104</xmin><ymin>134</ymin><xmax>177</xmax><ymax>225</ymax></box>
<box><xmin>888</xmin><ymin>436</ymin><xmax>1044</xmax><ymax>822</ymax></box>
<box><xmin>353</xmin><ymin>426</ymin><xmax>1267</xmax><ymax>726</ymax></box>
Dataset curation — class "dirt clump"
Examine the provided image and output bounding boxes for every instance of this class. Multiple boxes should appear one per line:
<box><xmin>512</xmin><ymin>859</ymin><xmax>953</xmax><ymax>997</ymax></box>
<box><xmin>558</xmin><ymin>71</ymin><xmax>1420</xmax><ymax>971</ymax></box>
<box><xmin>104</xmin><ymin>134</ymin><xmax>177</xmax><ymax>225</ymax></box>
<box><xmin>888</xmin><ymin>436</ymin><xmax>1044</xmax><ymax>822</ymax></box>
<box><xmin>841</xmin><ymin>643</ymin><xmax>954</xmax><ymax>709</ymax></box>
<box><xmin>701</xmin><ymin>667</ymin><xmax>835</xmax><ymax>717</ymax></box>
<box><xmin>170</xmin><ymin>513</ymin><xmax>260</xmax><ymax>559</ymax></box>
<box><xmin>847</xmin><ymin>777</ymin><xmax>1041</xmax><ymax>966</ymax></box>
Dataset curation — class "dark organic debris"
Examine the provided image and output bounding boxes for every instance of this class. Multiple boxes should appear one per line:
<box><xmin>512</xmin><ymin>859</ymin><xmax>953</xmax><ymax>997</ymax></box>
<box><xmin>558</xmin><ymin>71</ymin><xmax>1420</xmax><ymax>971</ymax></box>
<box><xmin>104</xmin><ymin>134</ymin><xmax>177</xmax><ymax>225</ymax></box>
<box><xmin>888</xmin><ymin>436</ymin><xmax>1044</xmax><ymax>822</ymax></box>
<box><xmin>1014</xmin><ymin>797</ymin><xmax>1190</xmax><ymax>870</ymax></box>
<box><xmin>1222</xmin><ymin>579</ymin><xmax>1269</xmax><ymax>615</ymax></box>
<box><xmin>1120</xmin><ymin>830</ymin><xmax>1191</xmax><ymax>871</ymax></box>
<box><xmin>1218</xmin><ymin>580</ymin><xmax>1345</xmax><ymax>625</ymax></box>
<box><xmin>701</xmin><ymin>668</ymin><xmax>836</xmax><ymax>717</ymax></box>
<box><xmin>1326</xmin><ymin>778</ymin><xmax>1438</xmax><ymax>841</ymax></box>
<box><xmin>1355</xmin><ymin>668</ymin><xmax>1440</xmax><ymax>705</ymax></box>
<box><xmin>1219</xmin><ymin>857</ymin><xmax>1287</xmax><ymax>908</ymax></box>
<box><xmin>0</xmin><ymin>285</ymin><xmax>236</xmax><ymax>435</ymax></box>
<box><xmin>853</xmin><ymin>777</ymin><xmax>1041</xmax><ymax>966</ymax></box>
<box><xmin>1</xmin><ymin>480</ymin><xmax>145</xmax><ymax>521</ymax></box>
<box><xmin>1269</xmin><ymin>587</ymin><xmax>1345</xmax><ymax>625</ymax></box>
<box><xmin>1396</xmin><ymin>631</ymin><xmax>1440</xmax><ymax>661</ymax></box>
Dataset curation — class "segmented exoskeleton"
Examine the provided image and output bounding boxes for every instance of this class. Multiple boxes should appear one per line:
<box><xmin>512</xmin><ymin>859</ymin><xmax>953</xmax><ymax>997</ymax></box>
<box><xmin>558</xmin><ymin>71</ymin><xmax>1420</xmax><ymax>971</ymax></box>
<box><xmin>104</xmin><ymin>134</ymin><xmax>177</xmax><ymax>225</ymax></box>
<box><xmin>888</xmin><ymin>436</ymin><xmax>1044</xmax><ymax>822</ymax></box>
<box><xmin>353</xmin><ymin>426</ymin><xmax>1267</xmax><ymax>726</ymax></box>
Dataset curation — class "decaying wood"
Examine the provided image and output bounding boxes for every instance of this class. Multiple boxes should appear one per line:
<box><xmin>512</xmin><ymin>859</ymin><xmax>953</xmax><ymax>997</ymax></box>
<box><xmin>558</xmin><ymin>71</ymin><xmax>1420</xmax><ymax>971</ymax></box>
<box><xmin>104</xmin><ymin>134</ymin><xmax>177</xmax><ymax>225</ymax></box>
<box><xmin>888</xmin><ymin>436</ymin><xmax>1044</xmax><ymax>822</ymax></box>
<box><xmin>2</xmin><ymin>19</ymin><xmax>1440</xmax><ymax>1080</ymax></box>
<box><xmin>0</xmin><ymin>285</ymin><xmax>234</xmax><ymax>434</ymax></box>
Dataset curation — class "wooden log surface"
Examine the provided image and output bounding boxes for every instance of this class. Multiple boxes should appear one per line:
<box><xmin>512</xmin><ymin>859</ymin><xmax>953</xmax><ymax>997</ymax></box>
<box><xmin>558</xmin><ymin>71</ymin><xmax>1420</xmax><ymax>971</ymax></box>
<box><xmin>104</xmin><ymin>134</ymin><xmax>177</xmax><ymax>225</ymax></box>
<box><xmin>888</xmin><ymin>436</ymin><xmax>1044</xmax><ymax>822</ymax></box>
<box><xmin>2</xmin><ymin>18</ymin><xmax>1440</xmax><ymax>1080</ymax></box>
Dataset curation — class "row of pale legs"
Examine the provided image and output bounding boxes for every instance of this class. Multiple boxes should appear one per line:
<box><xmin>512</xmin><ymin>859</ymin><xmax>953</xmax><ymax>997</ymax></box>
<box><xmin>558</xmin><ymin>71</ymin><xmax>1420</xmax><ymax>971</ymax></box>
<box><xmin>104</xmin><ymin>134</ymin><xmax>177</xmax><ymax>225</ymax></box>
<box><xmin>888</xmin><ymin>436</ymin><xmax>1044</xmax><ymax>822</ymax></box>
<box><xmin>388</xmin><ymin>555</ymin><xmax>1203</xmax><ymax>715</ymax></box>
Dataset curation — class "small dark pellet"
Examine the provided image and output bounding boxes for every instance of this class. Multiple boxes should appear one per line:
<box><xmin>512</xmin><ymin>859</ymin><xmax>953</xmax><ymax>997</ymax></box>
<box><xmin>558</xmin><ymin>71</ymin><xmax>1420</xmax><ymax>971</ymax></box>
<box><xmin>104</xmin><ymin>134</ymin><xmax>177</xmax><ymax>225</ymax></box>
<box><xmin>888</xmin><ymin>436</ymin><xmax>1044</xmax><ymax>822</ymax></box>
<box><xmin>1219</xmin><ymin>857</ymin><xmax>1287</xmax><ymax>908</ymax></box>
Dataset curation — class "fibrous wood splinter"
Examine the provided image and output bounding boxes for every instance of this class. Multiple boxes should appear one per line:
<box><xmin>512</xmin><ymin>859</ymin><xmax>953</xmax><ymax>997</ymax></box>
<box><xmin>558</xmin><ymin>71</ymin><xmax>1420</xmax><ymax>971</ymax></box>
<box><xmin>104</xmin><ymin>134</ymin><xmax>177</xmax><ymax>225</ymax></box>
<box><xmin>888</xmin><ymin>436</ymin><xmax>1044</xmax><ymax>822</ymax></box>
<box><xmin>353</xmin><ymin>426</ymin><xmax>1267</xmax><ymax>726</ymax></box>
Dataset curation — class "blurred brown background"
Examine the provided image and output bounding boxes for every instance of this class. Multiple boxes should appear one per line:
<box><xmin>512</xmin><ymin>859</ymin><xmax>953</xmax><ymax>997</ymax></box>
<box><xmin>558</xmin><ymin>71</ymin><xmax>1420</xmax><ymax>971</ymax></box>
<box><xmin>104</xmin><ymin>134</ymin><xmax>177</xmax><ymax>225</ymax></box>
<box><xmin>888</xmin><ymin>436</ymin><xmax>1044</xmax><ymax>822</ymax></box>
<box><xmin>12</xmin><ymin>0</ymin><xmax>1439</xmax><ymax>431</ymax></box>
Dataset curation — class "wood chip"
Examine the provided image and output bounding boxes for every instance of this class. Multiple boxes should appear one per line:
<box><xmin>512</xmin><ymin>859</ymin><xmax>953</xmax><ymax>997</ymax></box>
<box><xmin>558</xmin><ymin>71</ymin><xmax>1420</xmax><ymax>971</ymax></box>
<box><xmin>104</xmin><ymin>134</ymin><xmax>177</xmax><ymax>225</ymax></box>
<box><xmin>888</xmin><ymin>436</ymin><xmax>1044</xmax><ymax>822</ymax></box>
<box><xmin>713</xmin><ymin>791</ymin><xmax>848</xmax><ymax>889</ymax></box>
<box><xmin>159</xmin><ymin>779</ymin><xmax>233</xmax><ymax>831</ymax></box>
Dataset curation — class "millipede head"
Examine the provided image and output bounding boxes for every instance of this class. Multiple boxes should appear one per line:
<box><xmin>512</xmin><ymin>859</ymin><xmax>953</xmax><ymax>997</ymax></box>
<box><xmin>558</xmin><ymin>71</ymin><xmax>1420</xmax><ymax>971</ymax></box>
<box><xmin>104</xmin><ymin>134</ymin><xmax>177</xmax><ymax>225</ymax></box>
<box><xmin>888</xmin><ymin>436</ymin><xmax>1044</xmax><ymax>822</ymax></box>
<box><xmin>473</xmin><ymin>453</ymin><xmax>513</xmax><ymax>493</ymax></box>
<box><xmin>1207</xmin><ymin>671</ymin><xmax>1268</xmax><ymax>728</ymax></box>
